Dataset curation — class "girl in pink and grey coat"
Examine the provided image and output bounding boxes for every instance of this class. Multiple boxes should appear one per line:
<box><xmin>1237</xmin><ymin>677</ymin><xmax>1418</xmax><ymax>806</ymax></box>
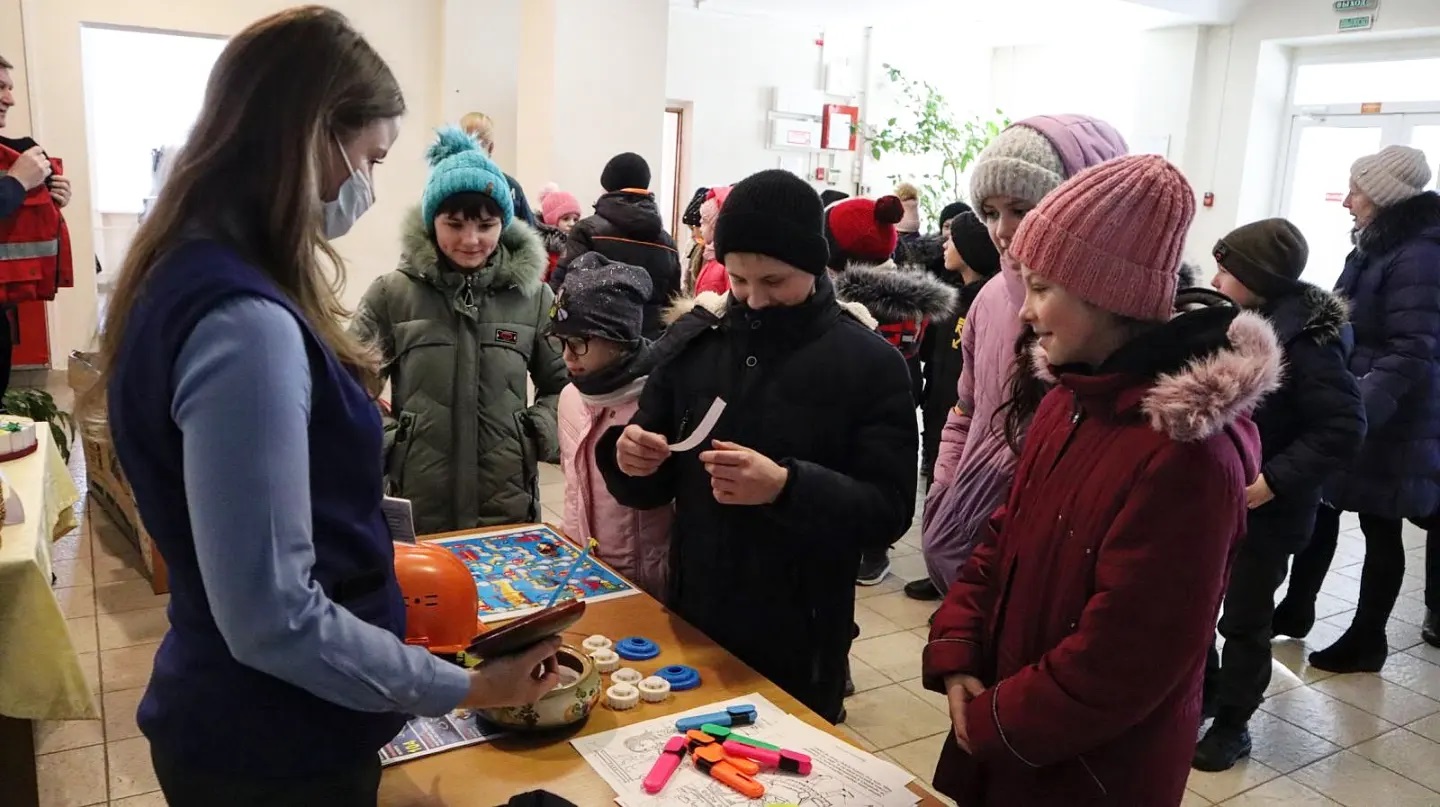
<box><xmin>551</xmin><ymin>252</ymin><xmax>673</xmax><ymax>599</ymax></box>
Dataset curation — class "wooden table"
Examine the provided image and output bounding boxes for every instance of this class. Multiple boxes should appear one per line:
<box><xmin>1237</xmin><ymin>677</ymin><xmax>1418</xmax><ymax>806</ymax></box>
<box><xmin>380</xmin><ymin>554</ymin><xmax>943</xmax><ymax>806</ymax></box>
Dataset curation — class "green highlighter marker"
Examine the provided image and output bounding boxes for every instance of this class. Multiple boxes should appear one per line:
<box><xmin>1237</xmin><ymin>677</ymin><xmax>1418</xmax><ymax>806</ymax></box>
<box><xmin>699</xmin><ymin>723</ymin><xmax>780</xmax><ymax>751</ymax></box>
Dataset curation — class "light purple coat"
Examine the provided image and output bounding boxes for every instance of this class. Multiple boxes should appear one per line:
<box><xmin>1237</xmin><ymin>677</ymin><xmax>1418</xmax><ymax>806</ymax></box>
<box><xmin>922</xmin><ymin>114</ymin><xmax>1128</xmax><ymax>592</ymax></box>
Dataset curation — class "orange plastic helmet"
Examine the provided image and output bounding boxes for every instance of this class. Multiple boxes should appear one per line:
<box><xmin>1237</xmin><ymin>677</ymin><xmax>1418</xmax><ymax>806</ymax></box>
<box><xmin>393</xmin><ymin>542</ymin><xmax>483</xmax><ymax>655</ymax></box>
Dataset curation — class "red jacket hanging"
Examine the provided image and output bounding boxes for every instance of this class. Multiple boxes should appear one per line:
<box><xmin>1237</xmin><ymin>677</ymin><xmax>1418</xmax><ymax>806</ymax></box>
<box><xmin>0</xmin><ymin>143</ymin><xmax>73</xmax><ymax>304</ymax></box>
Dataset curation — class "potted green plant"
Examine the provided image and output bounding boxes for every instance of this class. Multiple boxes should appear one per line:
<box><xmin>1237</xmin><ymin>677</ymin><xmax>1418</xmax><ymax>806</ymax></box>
<box><xmin>3</xmin><ymin>388</ymin><xmax>75</xmax><ymax>462</ymax></box>
<box><xmin>862</xmin><ymin>64</ymin><xmax>1010</xmax><ymax>223</ymax></box>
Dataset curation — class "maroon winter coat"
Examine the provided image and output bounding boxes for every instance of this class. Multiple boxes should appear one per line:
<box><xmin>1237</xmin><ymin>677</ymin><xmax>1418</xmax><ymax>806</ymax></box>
<box><xmin>922</xmin><ymin>295</ymin><xmax>1281</xmax><ymax>807</ymax></box>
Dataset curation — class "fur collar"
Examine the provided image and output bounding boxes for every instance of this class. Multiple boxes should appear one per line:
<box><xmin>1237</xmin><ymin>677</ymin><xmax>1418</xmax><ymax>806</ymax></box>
<box><xmin>1265</xmin><ymin>284</ymin><xmax>1349</xmax><ymax>346</ymax></box>
<box><xmin>1356</xmin><ymin>191</ymin><xmax>1440</xmax><ymax>257</ymax></box>
<box><xmin>1032</xmin><ymin>295</ymin><xmax>1283</xmax><ymax>442</ymax></box>
<box><xmin>534</xmin><ymin>221</ymin><xmax>569</xmax><ymax>255</ymax></box>
<box><xmin>663</xmin><ymin>289</ymin><xmax>880</xmax><ymax>331</ymax></box>
<box><xmin>831</xmin><ymin>260</ymin><xmax>958</xmax><ymax>324</ymax></box>
<box><xmin>398</xmin><ymin>205</ymin><xmax>546</xmax><ymax>294</ymax></box>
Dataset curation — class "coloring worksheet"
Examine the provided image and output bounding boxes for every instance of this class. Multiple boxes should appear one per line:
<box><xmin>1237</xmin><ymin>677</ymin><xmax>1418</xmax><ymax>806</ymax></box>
<box><xmin>434</xmin><ymin>525</ymin><xmax>638</xmax><ymax>622</ymax></box>
<box><xmin>571</xmin><ymin>694</ymin><xmax>920</xmax><ymax>807</ymax></box>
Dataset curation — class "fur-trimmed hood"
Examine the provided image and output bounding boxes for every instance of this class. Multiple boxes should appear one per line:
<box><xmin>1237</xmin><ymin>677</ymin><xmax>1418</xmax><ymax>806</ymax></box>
<box><xmin>1033</xmin><ymin>289</ymin><xmax>1283</xmax><ymax>442</ymax></box>
<box><xmin>533</xmin><ymin>221</ymin><xmax>569</xmax><ymax>257</ymax></box>
<box><xmin>398</xmin><ymin>205</ymin><xmax>546</xmax><ymax>295</ymax></box>
<box><xmin>1356</xmin><ymin>190</ymin><xmax>1440</xmax><ymax>257</ymax></box>
<box><xmin>1266</xmin><ymin>284</ymin><xmax>1350</xmax><ymax>346</ymax></box>
<box><xmin>831</xmin><ymin>260</ymin><xmax>958</xmax><ymax>325</ymax></box>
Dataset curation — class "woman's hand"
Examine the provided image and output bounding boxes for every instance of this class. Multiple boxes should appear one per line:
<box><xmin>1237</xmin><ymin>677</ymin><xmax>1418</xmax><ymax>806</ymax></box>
<box><xmin>616</xmin><ymin>425</ymin><xmax>671</xmax><ymax>477</ymax></box>
<box><xmin>944</xmin><ymin>673</ymin><xmax>985</xmax><ymax>754</ymax></box>
<box><xmin>1245</xmin><ymin>474</ymin><xmax>1275</xmax><ymax>510</ymax></box>
<box><xmin>460</xmin><ymin>637</ymin><xmax>563</xmax><ymax>709</ymax></box>
<box><xmin>48</xmin><ymin>174</ymin><xmax>72</xmax><ymax>207</ymax></box>
<box><xmin>700</xmin><ymin>440</ymin><xmax>788</xmax><ymax>505</ymax></box>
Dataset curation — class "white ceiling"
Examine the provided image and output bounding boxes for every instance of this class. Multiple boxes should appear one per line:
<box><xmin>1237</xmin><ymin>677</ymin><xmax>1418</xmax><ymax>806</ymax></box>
<box><xmin>673</xmin><ymin>0</ymin><xmax>1251</xmax><ymax>44</ymax></box>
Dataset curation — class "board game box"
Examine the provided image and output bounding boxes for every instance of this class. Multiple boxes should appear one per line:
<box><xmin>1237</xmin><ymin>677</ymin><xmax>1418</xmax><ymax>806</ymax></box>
<box><xmin>433</xmin><ymin>525</ymin><xmax>638</xmax><ymax>623</ymax></box>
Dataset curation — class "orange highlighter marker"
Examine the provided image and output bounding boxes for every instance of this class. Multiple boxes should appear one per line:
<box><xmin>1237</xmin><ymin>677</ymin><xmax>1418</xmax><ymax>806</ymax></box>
<box><xmin>684</xmin><ymin>730</ymin><xmax>761</xmax><ymax>776</ymax></box>
<box><xmin>693</xmin><ymin>744</ymin><xmax>765</xmax><ymax>799</ymax></box>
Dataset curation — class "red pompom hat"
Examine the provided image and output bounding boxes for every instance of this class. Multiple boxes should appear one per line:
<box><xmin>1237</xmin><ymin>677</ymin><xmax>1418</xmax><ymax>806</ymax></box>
<box><xmin>826</xmin><ymin>195</ymin><xmax>905</xmax><ymax>269</ymax></box>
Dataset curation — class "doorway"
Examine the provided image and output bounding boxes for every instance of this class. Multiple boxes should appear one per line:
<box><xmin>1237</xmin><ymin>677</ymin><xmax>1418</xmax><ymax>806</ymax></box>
<box><xmin>80</xmin><ymin>25</ymin><xmax>226</xmax><ymax>325</ymax></box>
<box><xmin>661</xmin><ymin>106</ymin><xmax>685</xmax><ymax>240</ymax></box>
<box><xmin>1279</xmin><ymin>111</ymin><xmax>1440</xmax><ymax>290</ymax></box>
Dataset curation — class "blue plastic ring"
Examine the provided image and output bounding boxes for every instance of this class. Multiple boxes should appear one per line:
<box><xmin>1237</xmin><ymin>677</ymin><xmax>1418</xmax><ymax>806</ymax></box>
<box><xmin>615</xmin><ymin>636</ymin><xmax>660</xmax><ymax>661</ymax></box>
<box><xmin>655</xmin><ymin>664</ymin><xmax>701</xmax><ymax>691</ymax></box>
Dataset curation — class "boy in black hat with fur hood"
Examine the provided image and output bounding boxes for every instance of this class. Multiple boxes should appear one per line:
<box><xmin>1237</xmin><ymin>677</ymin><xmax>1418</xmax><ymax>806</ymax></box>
<box><xmin>825</xmin><ymin>194</ymin><xmax>957</xmax><ymax>586</ymax></box>
<box><xmin>1196</xmin><ymin>218</ymin><xmax>1367</xmax><ymax>772</ymax></box>
<box><xmin>596</xmin><ymin>169</ymin><xmax>918</xmax><ymax>725</ymax></box>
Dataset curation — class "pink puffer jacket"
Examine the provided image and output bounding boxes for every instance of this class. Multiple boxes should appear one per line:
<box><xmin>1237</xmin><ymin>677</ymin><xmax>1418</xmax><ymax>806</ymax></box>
<box><xmin>931</xmin><ymin>261</ymin><xmax>1025</xmax><ymax>487</ymax></box>
<box><xmin>558</xmin><ymin>383</ymin><xmax>673</xmax><ymax>600</ymax></box>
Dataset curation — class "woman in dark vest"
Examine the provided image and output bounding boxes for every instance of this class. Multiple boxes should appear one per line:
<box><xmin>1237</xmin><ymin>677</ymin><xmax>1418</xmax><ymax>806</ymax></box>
<box><xmin>79</xmin><ymin>9</ymin><xmax>560</xmax><ymax>806</ymax></box>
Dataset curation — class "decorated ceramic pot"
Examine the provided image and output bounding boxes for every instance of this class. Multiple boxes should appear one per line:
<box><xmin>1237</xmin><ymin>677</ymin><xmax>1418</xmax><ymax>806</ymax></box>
<box><xmin>477</xmin><ymin>644</ymin><xmax>601</xmax><ymax>731</ymax></box>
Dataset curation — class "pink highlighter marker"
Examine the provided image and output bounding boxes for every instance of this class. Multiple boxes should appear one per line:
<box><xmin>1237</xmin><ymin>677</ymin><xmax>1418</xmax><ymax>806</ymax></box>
<box><xmin>722</xmin><ymin>740</ymin><xmax>813</xmax><ymax>775</ymax></box>
<box><xmin>643</xmin><ymin>736</ymin><xmax>689</xmax><ymax>794</ymax></box>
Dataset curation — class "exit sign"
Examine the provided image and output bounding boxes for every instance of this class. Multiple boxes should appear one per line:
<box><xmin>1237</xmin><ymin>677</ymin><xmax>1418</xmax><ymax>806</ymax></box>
<box><xmin>1339</xmin><ymin>14</ymin><xmax>1375</xmax><ymax>31</ymax></box>
<box><xmin>1333</xmin><ymin>0</ymin><xmax>1378</xmax><ymax>10</ymax></box>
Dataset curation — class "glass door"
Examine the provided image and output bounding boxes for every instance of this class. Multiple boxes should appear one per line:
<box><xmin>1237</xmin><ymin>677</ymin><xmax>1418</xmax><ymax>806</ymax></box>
<box><xmin>1402</xmin><ymin>114</ymin><xmax>1440</xmax><ymax>188</ymax></box>
<box><xmin>1279</xmin><ymin>116</ymin><xmax>1389</xmax><ymax>291</ymax></box>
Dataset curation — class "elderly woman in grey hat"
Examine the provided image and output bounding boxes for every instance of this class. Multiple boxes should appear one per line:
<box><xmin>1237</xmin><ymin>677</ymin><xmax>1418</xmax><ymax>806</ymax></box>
<box><xmin>1274</xmin><ymin>144</ymin><xmax>1440</xmax><ymax>673</ymax></box>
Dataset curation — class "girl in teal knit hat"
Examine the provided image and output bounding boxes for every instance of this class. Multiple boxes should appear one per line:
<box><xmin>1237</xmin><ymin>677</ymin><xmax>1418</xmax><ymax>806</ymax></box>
<box><xmin>352</xmin><ymin>126</ymin><xmax>568</xmax><ymax>531</ymax></box>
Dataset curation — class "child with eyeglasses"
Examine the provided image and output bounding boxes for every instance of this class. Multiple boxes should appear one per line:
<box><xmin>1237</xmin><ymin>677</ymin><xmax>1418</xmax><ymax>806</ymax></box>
<box><xmin>550</xmin><ymin>251</ymin><xmax>675</xmax><ymax>600</ymax></box>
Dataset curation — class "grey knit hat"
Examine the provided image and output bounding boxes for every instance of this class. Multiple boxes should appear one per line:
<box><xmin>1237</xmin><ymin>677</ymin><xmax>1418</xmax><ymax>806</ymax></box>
<box><xmin>968</xmin><ymin>126</ymin><xmax>1065</xmax><ymax>208</ymax></box>
<box><xmin>1351</xmin><ymin>146</ymin><xmax>1433</xmax><ymax>208</ymax></box>
<box><xmin>550</xmin><ymin>252</ymin><xmax>652</xmax><ymax>344</ymax></box>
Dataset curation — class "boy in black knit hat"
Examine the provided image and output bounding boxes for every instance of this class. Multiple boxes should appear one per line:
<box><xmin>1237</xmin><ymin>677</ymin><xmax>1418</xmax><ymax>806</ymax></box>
<box><xmin>554</xmin><ymin>152</ymin><xmax>680</xmax><ymax>339</ymax></box>
<box><xmin>1195</xmin><ymin>218</ymin><xmax>1367</xmax><ymax>771</ymax></box>
<box><xmin>597</xmin><ymin>169</ymin><xmax>918</xmax><ymax>725</ymax></box>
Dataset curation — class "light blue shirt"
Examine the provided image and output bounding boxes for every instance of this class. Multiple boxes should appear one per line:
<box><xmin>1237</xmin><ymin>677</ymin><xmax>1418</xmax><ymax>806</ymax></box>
<box><xmin>172</xmin><ymin>296</ymin><xmax>470</xmax><ymax>716</ymax></box>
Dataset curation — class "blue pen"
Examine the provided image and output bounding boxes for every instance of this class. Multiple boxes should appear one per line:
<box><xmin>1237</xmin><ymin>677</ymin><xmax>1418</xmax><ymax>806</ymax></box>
<box><xmin>544</xmin><ymin>538</ymin><xmax>598</xmax><ymax>609</ymax></box>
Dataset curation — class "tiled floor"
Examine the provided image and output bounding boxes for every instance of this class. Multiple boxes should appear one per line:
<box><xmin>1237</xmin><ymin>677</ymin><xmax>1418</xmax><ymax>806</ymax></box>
<box><xmin>31</xmin><ymin>447</ymin><xmax>1440</xmax><ymax>806</ymax></box>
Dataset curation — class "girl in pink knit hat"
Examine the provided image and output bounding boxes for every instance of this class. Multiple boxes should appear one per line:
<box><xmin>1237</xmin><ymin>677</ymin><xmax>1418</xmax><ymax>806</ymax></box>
<box><xmin>923</xmin><ymin>155</ymin><xmax>1283</xmax><ymax>806</ymax></box>
<box><xmin>536</xmin><ymin>183</ymin><xmax>581</xmax><ymax>284</ymax></box>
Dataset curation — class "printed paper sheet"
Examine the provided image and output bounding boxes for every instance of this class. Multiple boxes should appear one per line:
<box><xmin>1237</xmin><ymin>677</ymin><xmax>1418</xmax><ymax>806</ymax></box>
<box><xmin>571</xmin><ymin>693</ymin><xmax>919</xmax><ymax>806</ymax></box>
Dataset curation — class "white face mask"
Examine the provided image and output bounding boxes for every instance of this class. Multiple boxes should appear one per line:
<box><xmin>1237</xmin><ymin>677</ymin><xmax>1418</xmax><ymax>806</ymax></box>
<box><xmin>323</xmin><ymin>137</ymin><xmax>374</xmax><ymax>240</ymax></box>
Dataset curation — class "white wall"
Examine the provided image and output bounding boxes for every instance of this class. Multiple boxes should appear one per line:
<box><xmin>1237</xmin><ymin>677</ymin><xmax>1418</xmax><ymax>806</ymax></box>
<box><xmin>665</xmin><ymin>9</ymin><xmax>831</xmax><ymax>192</ymax></box>
<box><xmin>546</xmin><ymin>0</ymin><xmax>669</xmax><ymax>213</ymax></box>
<box><xmin>9</xmin><ymin>0</ymin><xmax>446</xmax><ymax>365</ymax></box>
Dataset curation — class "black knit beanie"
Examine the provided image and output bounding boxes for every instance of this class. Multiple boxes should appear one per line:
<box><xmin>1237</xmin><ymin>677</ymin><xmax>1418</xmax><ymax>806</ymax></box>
<box><xmin>1213</xmin><ymin>218</ymin><xmax>1308</xmax><ymax>299</ymax></box>
<box><xmin>601</xmin><ymin>153</ymin><xmax>651</xmax><ymax>192</ymax></box>
<box><xmin>550</xmin><ymin>252</ymin><xmax>652</xmax><ymax>344</ymax></box>
<box><xmin>939</xmin><ymin>201</ymin><xmax>972</xmax><ymax>228</ymax></box>
<box><xmin>820</xmin><ymin>189</ymin><xmax>850</xmax><ymax>208</ymax></box>
<box><xmin>950</xmin><ymin>211</ymin><xmax>1000</xmax><ymax>278</ymax></box>
<box><xmin>715</xmin><ymin>170</ymin><xmax>829</xmax><ymax>276</ymax></box>
<box><xmin>681</xmin><ymin>186</ymin><xmax>709</xmax><ymax>227</ymax></box>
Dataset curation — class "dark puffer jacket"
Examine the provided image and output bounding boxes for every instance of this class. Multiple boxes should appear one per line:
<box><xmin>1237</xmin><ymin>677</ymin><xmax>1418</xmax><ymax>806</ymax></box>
<box><xmin>596</xmin><ymin>275</ymin><xmax>918</xmax><ymax>723</ymax></box>
<box><xmin>1326</xmin><ymin>191</ymin><xmax>1440</xmax><ymax>519</ymax></box>
<box><xmin>553</xmin><ymin>191</ymin><xmax>681</xmax><ymax>339</ymax></box>
<box><xmin>1249</xmin><ymin>286</ymin><xmax>1366</xmax><ymax>551</ymax></box>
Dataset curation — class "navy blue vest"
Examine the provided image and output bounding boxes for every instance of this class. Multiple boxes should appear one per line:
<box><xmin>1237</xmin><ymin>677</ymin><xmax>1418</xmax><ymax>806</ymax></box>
<box><xmin>108</xmin><ymin>240</ymin><xmax>407</xmax><ymax>776</ymax></box>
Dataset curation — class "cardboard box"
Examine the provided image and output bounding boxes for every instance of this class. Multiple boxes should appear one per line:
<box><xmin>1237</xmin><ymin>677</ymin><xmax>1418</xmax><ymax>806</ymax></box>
<box><xmin>67</xmin><ymin>352</ymin><xmax>168</xmax><ymax>594</ymax></box>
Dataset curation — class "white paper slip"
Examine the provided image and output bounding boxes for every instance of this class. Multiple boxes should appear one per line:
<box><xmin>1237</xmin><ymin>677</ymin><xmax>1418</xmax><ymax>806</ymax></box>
<box><xmin>668</xmin><ymin>398</ymin><xmax>726</xmax><ymax>452</ymax></box>
<box><xmin>381</xmin><ymin>496</ymin><xmax>417</xmax><ymax>544</ymax></box>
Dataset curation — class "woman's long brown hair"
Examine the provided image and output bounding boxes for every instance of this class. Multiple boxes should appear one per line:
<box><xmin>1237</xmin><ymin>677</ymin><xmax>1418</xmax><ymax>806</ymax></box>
<box><xmin>77</xmin><ymin>6</ymin><xmax>404</xmax><ymax>439</ymax></box>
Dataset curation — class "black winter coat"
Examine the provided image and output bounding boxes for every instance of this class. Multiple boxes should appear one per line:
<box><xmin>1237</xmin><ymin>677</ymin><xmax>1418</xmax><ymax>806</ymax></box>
<box><xmin>1249</xmin><ymin>286</ymin><xmax>1366</xmax><ymax>552</ymax></box>
<box><xmin>553</xmin><ymin>191</ymin><xmax>681</xmax><ymax>339</ymax></box>
<box><xmin>831</xmin><ymin>258</ymin><xmax>957</xmax><ymax>404</ymax></box>
<box><xmin>596</xmin><ymin>276</ymin><xmax>918</xmax><ymax>723</ymax></box>
<box><xmin>1326</xmin><ymin>191</ymin><xmax>1440</xmax><ymax>519</ymax></box>
<box><xmin>921</xmin><ymin>279</ymin><xmax>986</xmax><ymax>477</ymax></box>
